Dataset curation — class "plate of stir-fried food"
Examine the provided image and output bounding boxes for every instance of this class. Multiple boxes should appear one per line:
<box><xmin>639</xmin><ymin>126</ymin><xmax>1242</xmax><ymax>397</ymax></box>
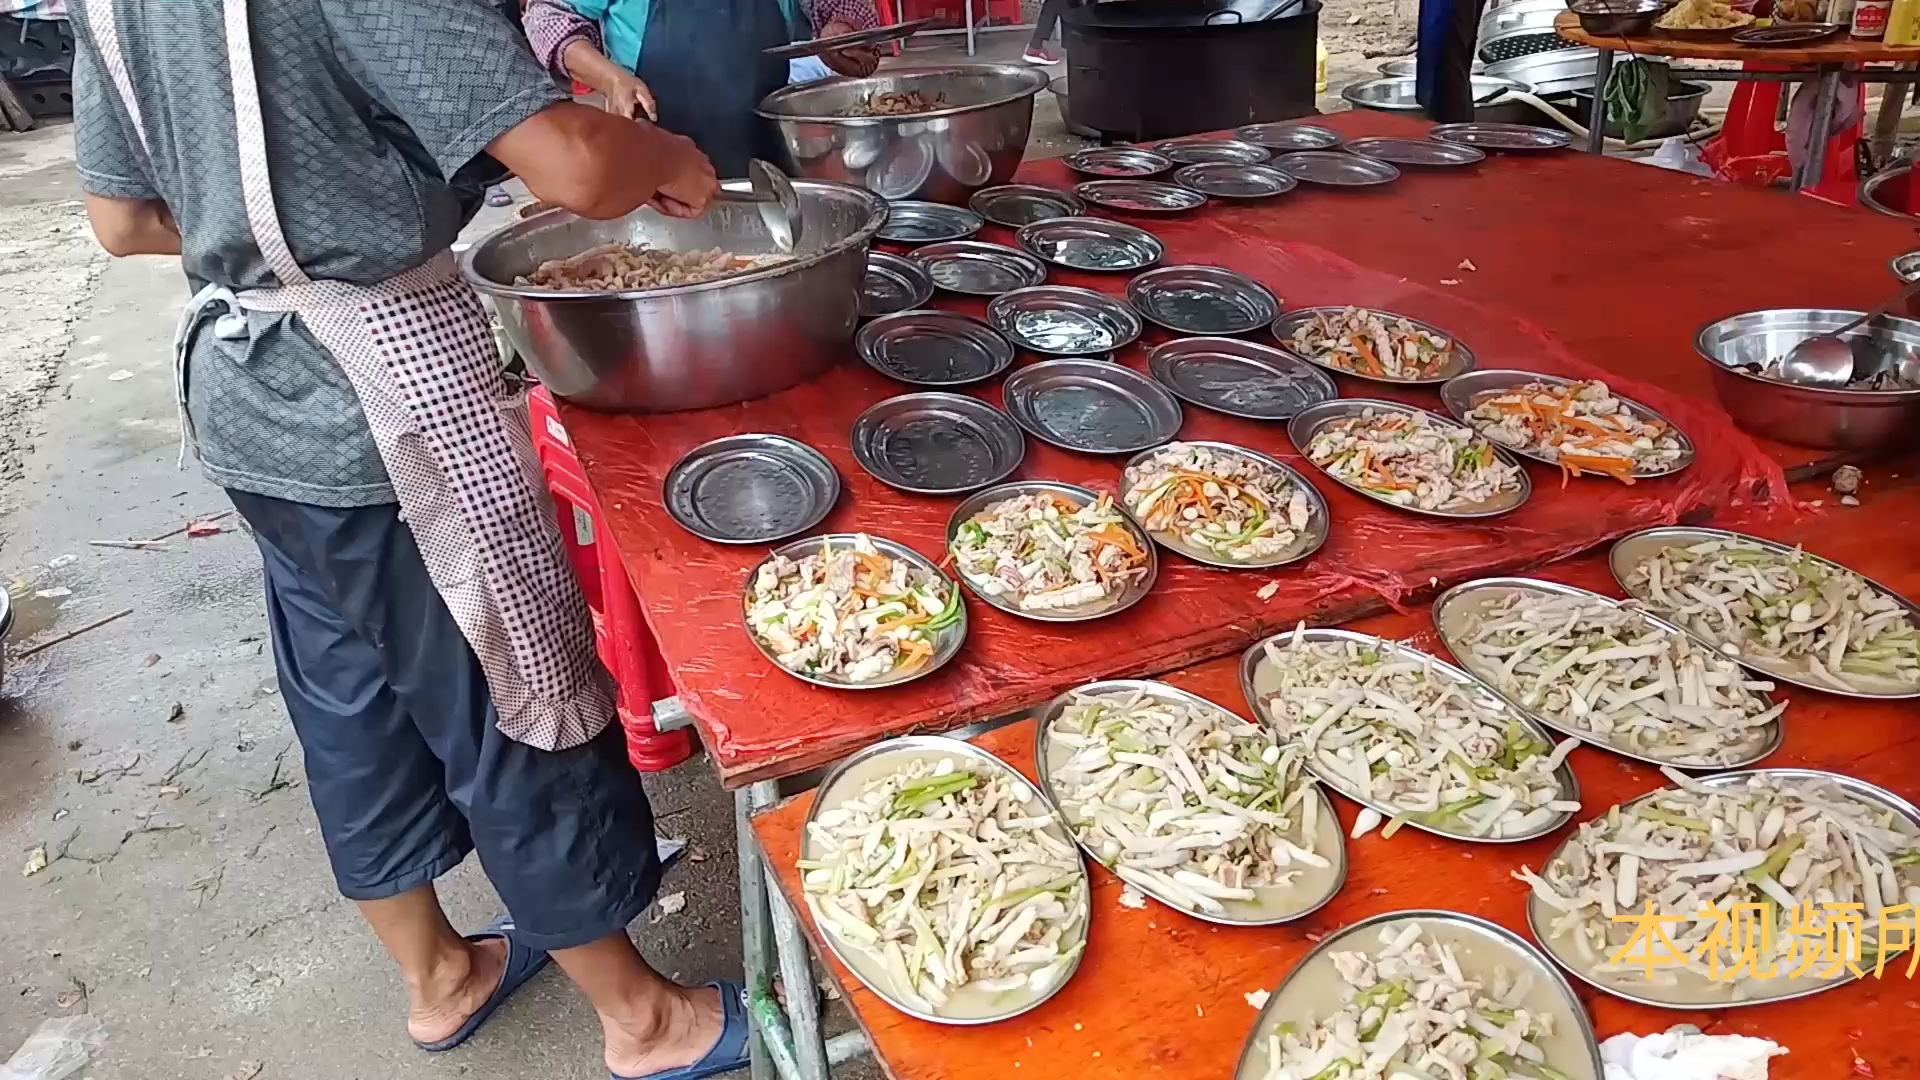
<box><xmin>1291</xmin><ymin>400</ymin><xmax>1531</xmax><ymax>518</ymax></box>
<box><xmin>945</xmin><ymin>481</ymin><xmax>1157</xmax><ymax>622</ymax></box>
<box><xmin>1444</xmin><ymin>371</ymin><xmax>1695</xmax><ymax>484</ymax></box>
<box><xmin>1236</xmin><ymin>911</ymin><xmax>1603</xmax><ymax>1080</ymax></box>
<box><xmin>743</xmin><ymin>533</ymin><xmax>965</xmax><ymax>689</ymax></box>
<box><xmin>516</xmin><ymin>243</ymin><xmax>792</xmax><ymax>291</ymax></box>
<box><xmin>1244</xmin><ymin>627</ymin><xmax>1582</xmax><ymax>843</ymax></box>
<box><xmin>1518</xmin><ymin>768</ymin><xmax>1920</xmax><ymax>1008</ymax></box>
<box><xmin>1612</xmin><ymin>527</ymin><xmax>1920</xmax><ymax>699</ymax></box>
<box><xmin>800</xmin><ymin>737</ymin><xmax>1090</xmax><ymax>1023</ymax></box>
<box><xmin>1036</xmin><ymin>680</ymin><xmax>1346</xmax><ymax>925</ymax></box>
<box><xmin>1273</xmin><ymin>307</ymin><xmax>1476</xmax><ymax>385</ymax></box>
<box><xmin>1120</xmin><ymin>442</ymin><xmax>1330</xmax><ymax>569</ymax></box>
<box><xmin>1433</xmin><ymin>578</ymin><xmax>1785</xmax><ymax>769</ymax></box>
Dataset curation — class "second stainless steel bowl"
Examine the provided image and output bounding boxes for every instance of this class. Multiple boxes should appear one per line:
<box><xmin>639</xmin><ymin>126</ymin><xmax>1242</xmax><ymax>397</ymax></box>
<box><xmin>1694</xmin><ymin>308</ymin><xmax>1920</xmax><ymax>451</ymax></box>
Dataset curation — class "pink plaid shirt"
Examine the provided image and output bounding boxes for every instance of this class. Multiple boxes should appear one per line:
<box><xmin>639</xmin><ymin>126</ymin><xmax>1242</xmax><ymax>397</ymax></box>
<box><xmin>523</xmin><ymin>0</ymin><xmax>880</xmax><ymax>81</ymax></box>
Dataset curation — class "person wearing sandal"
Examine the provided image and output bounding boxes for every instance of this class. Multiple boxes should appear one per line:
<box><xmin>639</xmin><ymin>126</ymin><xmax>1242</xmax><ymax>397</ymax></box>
<box><xmin>69</xmin><ymin>2</ymin><xmax>749</xmax><ymax>1078</ymax></box>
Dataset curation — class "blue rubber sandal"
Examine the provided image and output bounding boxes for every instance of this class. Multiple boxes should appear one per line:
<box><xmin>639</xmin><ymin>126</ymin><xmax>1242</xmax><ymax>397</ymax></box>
<box><xmin>611</xmin><ymin>981</ymin><xmax>753</xmax><ymax>1080</ymax></box>
<box><xmin>415</xmin><ymin>915</ymin><xmax>552</xmax><ymax>1053</ymax></box>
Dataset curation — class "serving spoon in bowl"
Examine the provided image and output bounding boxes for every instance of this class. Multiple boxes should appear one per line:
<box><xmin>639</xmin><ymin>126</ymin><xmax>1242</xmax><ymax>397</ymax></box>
<box><xmin>1779</xmin><ymin>278</ymin><xmax>1920</xmax><ymax>387</ymax></box>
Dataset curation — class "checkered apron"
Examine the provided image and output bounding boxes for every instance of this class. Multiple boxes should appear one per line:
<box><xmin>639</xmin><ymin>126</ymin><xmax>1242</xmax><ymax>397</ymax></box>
<box><xmin>87</xmin><ymin>0</ymin><xmax>615</xmax><ymax>752</ymax></box>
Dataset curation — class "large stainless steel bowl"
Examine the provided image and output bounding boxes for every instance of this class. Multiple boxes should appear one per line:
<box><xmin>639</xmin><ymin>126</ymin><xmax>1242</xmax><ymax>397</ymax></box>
<box><xmin>1859</xmin><ymin>161</ymin><xmax>1913</xmax><ymax>220</ymax></box>
<box><xmin>1695</xmin><ymin>308</ymin><xmax>1920</xmax><ymax>451</ymax></box>
<box><xmin>461</xmin><ymin>181</ymin><xmax>887</xmax><ymax>413</ymax></box>
<box><xmin>756</xmin><ymin>65</ymin><xmax>1051</xmax><ymax>204</ymax></box>
<box><xmin>1340</xmin><ymin>76</ymin><xmax>1539</xmax><ymax>125</ymax></box>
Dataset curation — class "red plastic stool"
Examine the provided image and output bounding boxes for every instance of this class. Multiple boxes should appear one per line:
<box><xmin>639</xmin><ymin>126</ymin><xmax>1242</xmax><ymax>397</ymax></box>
<box><xmin>529</xmin><ymin>386</ymin><xmax>694</xmax><ymax>773</ymax></box>
<box><xmin>1704</xmin><ymin>65</ymin><xmax>1865</xmax><ymax>202</ymax></box>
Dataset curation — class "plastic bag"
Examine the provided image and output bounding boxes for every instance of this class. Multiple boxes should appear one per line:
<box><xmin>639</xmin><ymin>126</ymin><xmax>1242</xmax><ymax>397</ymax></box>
<box><xmin>0</xmin><ymin>1015</ymin><xmax>107</xmax><ymax>1080</ymax></box>
<box><xmin>1645</xmin><ymin>136</ymin><xmax>1713</xmax><ymax>177</ymax></box>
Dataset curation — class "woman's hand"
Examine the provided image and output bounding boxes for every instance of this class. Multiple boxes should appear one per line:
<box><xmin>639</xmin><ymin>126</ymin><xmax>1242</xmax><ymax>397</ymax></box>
<box><xmin>602</xmin><ymin>69</ymin><xmax>659</xmax><ymax>121</ymax></box>
<box><xmin>818</xmin><ymin>19</ymin><xmax>881</xmax><ymax>77</ymax></box>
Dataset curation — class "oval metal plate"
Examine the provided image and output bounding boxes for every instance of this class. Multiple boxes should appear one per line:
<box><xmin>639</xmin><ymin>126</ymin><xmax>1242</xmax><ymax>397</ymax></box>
<box><xmin>1233</xmin><ymin>122</ymin><xmax>1342</xmax><ymax>151</ymax></box>
<box><xmin>856</xmin><ymin>309</ymin><xmax>1015</xmax><ymax>387</ymax></box>
<box><xmin>1236</xmin><ymin>910</ymin><xmax>1604</xmax><ymax>1080</ymax></box>
<box><xmin>1439</xmin><ymin>368</ymin><xmax>1697</xmax><ymax>479</ymax></box>
<box><xmin>860</xmin><ymin>251</ymin><xmax>935</xmax><ymax>318</ymax></box>
<box><xmin>1287</xmin><ymin>398</ymin><xmax>1534</xmax><ymax>519</ymax></box>
<box><xmin>1032</xmin><ymin>679</ymin><xmax>1348</xmax><ymax>924</ymax></box>
<box><xmin>1150</xmin><ymin>137</ymin><xmax>1273</xmax><ymax>166</ymax></box>
<box><xmin>849</xmin><ymin>392</ymin><xmax>1026</xmax><ymax>495</ymax></box>
<box><xmin>1526</xmin><ymin>769</ymin><xmax>1920</xmax><ymax>1010</ymax></box>
<box><xmin>742</xmin><ymin>533</ymin><xmax>966</xmax><ymax>690</ymax></box>
<box><xmin>988</xmin><ymin>285</ymin><xmax>1144</xmax><ymax>356</ymax></box>
<box><xmin>1272</xmin><ymin>306</ymin><xmax>1478</xmax><ymax>386</ymax></box>
<box><xmin>663</xmin><ymin>434</ymin><xmax>839</xmax><ymax>544</ymax></box>
<box><xmin>1609</xmin><ymin>526</ymin><xmax>1920</xmax><ymax>700</ymax></box>
<box><xmin>1272</xmin><ymin>150</ymin><xmax>1401</xmax><ymax>187</ymax></box>
<box><xmin>1172</xmin><ymin>162</ymin><xmax>1299</xmax><ymax>200</ymax></box>
<box><xmin>908</xmin><ymin>241</ymin><xmax>1048</xmax><ymax>297</ymax></box>
<box><xmin>1430</xmin><ymin>576</ymin><xmax>1783</xmax><ymax>769</ymax></box>
<box><xmin>799</xmin><ymin>735</ymin><xmax>1090</xmax><ymax>1023</ymax></box>
<box><xmin>1120</xmin><ymin>441</ymin><xmax>1331</xmax><ymax>569</ymax></box>
<box><xmin>944</xmin><ymin>480</ymin><xmax>1158</xmax><ymax>622</ymax></box>
<box><xmin>1001</xmin><ymin>359</ymin><xmax>1184</xmax><ymax>455</ymax></box>
<box><xmin>1073</xmin><ymin>179</ymin><xmax>1210</xmax><ymax>214</ymax></box>
<box><xmin>1127</xmin><ymin>265</ymin><xmax>1281</xmax><ymax>336</ymax></box>
<box><xmin>1062</xmin><ymin>146</ymin><xmax>1174</xmax><ymax>178</ymax></box>
<box><xmin>1430</xmin><ymin>122</ymin><xmax>1573</xmax><ymax>150</ymax></box>
<box><xmin>968</xmin><ymin>184</ymin><xmax>1087</xmax><ymax>228</ymax></box>
<box><xmin>1239</xmin><ymin>626</ymin><xmax>1581</xmax><ymax>843</ymax></box>
<box><xmin>1015</xmin><ymin>216</ymin><xmax>1165</xmax><ymax>272</ymax></box>
<box><xmin>877</xmin><ymin>200</ymin><xmax>985</xmax><ymax>245</ymax></box>
<box><xmin>1147</xmin><ymin>336</ymin><xmax>1338</xmax><ymax>421</ymax></box>
<box><xmin>1343</xmin><ymin>135</ymin><xmax>1487</xmax><ymax>167</ymax></box>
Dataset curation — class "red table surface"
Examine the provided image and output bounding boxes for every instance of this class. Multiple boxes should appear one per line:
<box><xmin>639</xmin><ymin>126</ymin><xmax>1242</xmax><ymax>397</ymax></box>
<box><xmin>558</xmin><ymin>110</ymin><xmax>1917</xmax><ymax>786</ymax></box>
<box><xmin>752</xmin><ymin>469</ymin><xmax>1920</xmax><ymax>1080</ymax></box>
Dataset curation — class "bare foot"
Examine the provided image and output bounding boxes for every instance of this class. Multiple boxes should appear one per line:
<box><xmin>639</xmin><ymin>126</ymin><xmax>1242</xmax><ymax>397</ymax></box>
<box><xmin>604</xmin><ymin>985</ymin><xmax>725</xmax><ymax>1079</ymax></box>
<box><xmin>407</xmin><ymin>937</ymin><xmax>509</xmax><ymax>1046</ymax></box>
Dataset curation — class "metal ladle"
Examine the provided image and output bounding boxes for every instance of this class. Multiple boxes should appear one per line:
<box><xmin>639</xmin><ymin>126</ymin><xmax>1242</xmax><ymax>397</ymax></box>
<box><xmin>1780</xmin><ymin>278</ymin><xmax>1920</xmax><ymax>387</ymax></box>
<box><xmin>715</xmin><ymin>159</ymin><xmax>803</xmax><ymax>254</ymax></box>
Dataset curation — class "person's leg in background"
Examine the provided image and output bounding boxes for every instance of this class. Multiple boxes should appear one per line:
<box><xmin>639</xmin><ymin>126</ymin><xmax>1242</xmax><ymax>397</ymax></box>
<box><xmin>1415</xmin><ymin>0</ymin><xmax>1486</xmax><ymax>122</ymax></box>
<box><xmin>1023</xmin><ymin>0</ymin><xmax>1071</xmax><ymax>64</ymax></box>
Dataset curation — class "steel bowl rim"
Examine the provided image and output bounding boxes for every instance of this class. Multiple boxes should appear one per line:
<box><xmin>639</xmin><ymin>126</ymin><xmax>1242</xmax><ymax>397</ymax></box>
<box><xmin>1146</xmin><ymin>335</ymin><xmax>1339</xmax><ymax>420</ymax></box>
<box><xmin>1126</xmin><ymin>264</ymin><xmax>1282</xmax><ymax>335</ymax></box>
<box><xmin>1341</xmin><ymin>75</ymin><xmax>1531</xmax><ymax>112</ymax></box>
<box><xmin>740</xmin><ymin>533</ymin><xmax>967</xmax><ymax>690</ymax></box>
<box><xmin>799</xmin><ymin>734</ymin><xmax>1090</xmax><ymax>1024</ymax></box>
<box><xmin>661</xmin><ymin>433</ymin><xmax>840</xmax><ymax>544</ymax></box>
<box><xmin>1693</xmin><ymin>308</ymin><xmax>1920</xmax><ymax>402</ymax></box>
<box><xmin>943</xmin><ymin>479</ymin><xmax>1160</xmax><ymax>622</ymax></box>
<box><xmin>849</xmin><ymin>390</ymin><xmax>1026</xmax><ymax>494</ymax></box>
<box><xmin>1001</xmin><ymin>358</ymin><xmax>1186</xmax><ymax>454</ymax></box>
<box><xmin>460</xmin><ymin>180</ymin><xmax>888</xmax><ymax>303</ymax></box>
<box><xmin>754</xmin><ymin>62</ymin><xmax>1052</xmax><ymax>125</ymax></box>
<box><xmin>1525</xmin><ymin>767</ymin><xmax>1920</xmax><ymax>1010</ymax></box>
<box><xmin>1429</xmin><ymin>575</ymin><xmax>1784</xmax><ymax>769</ymax></box>
<box><xmin>1029</xmin><ymin>678</ymin><xmax>1349</xmax><ymax>925</ymax></box>
<box><xmin>1237</xmin><ymin>626</ymin><xmax>1581</xmax><ymax>843</ymax></box>
<box><xmin>1287</xmin><ymin>397</ymin><xmax>1535</xmax><ymax>520</ymax></box>
<box><xmin>1438</xmin><ymin>367</ymin><xmax>1698</xmax><ymax>479</ymax></box>
<box><xmin>1119</xmin><ymin>440</ymin><xmax>1332</xmax><ymax>569</ymax></box>
<box><xmin>988</xmin><ymin>284</ymin><xmax>1146</xmax><ymax>355</ymax></box>
<box><xmin>855</xmin><ymin>308</ymin><xmax>1016</xmax><ymax>386</ymax></box>
<box><xmin>1271</xmin><ymin>306</ymin><xmax>1478</xmax><ymax>386</ymax></box>
<box><xmin>1013</xmin><ymin>216</ymin><xmax>1166</xmax><ymax>272</ymax></box>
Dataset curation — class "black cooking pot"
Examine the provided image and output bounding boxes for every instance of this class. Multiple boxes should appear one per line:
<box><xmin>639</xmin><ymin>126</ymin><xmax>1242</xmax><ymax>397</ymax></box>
<box><xmin>1062</xmin><ymin>0</ymin><xmax>1322</xmax><ymax>142</ymax></box>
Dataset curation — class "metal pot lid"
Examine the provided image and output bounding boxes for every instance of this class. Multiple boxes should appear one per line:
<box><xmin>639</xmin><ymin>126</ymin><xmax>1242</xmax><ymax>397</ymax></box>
<box><xmin>1014</xmin><ymin>216</ymin><xmax>1165</xmax><ymax>272</ymax></box>
<box><xmin>849</xmin><ymin>392</ymin><xmax>1026</xmax><ymax>495</ymax></box>
<box><xmin>968</xmin><ymin>184</ymin><xmax>1086</xmax><ymax>228</ymax></box>
<box><xmin>988</xmin><ymin>285</ymin><xmax>1144</xmax><ymax>356</ymax></box>
<box><xmin>1062</xmin><ymin>146</ymin><xmax>1175</xmax><ymax>178</ymax></box>
<box><xmin>856</xmin><ymin>309</ymin><xmax>1016</xmax><ymax>386</ymax></box>
<box><xmin>1271</xmin><ymin>150</ymin><xmax>1401</xmax><ymax>187</ymax></box>
<box><xmin>877</xmin><ymin>200</ymin><xmax>985</xmax><ymax>244</ymax></box>
<box><xmin>1172</xmin><ymin>162</ymin><xmax>1299</xmax><ymax>200</ymax></box>
<box><xmin>1149</xmin><ymin>137</ymin><xmax>1273</xmax><ymax>166</ymax></box>
<box><xmin>1001</xmin><ymin>359</ymin><xmax>1184</xmax><ymax>455</ymax></box>
<box><xmin>908</xmin><ymin>240</ymin><xmax>1048</xmax><ymax>296</ymax></box>
<box><xmin>1126</xmin><ymin>265</ymin><xmax>1280</xmax><ymax>336</ymax></box>
<box><xmin>663</xmin><ymin>434</ymin><xmax>840</xmax><ymax>543</ymax></box>
<box><xmin>1147</xmin><ymin>336</ymin><xmax>1337</xmax><ymax>420</ymax></box>
<box><xmin>860</xmin><ymin>251</ymin><xmax>935</xmax><ymax>318</ymax></box>
<box><xmin>1429</xmin><ymin>122</ymin><xmax>1573</xmax><ymax>150</ymax></box>
<box><xmin>1342</xmin><ymin>136</ymin><xmax>1487</xmax><ymax>167</ymax></box>
<box><xmin>1232</xmin><ymin>121</ymin><xmax>1342</xmax><ymax>151</ymax></box>
<box><xmin>1073</xmin><ymin>179</ymin><xmax>1210</xmax><ymax>214</ymax></box>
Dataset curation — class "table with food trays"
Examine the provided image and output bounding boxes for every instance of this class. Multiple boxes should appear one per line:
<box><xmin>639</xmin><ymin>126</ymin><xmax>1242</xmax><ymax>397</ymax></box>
<box><xmin>544</xmin><ymin>109</ymin><xmax>1920</xmax><ymax>1080</ymax></box>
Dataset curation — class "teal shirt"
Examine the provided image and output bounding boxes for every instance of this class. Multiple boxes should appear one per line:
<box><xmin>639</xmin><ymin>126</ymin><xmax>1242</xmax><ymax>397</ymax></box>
<box><xmin>567</xmin><ymin>0</ymin><xmax>804</xmax><ymax>71</ymax></box>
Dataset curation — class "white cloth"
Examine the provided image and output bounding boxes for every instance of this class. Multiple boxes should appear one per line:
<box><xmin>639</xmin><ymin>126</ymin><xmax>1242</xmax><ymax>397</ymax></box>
<box><xmin>1601</xmin><ymin>1028</ymin><xmax>1788</xmax><ymax>1080</ymax></box>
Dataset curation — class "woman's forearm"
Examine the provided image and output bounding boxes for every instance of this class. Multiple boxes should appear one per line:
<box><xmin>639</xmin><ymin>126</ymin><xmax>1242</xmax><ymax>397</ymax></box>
<box><xmin>561</xmin><ymin>38</ymin><xmax>631</xmax><ymax>96</ymax></box>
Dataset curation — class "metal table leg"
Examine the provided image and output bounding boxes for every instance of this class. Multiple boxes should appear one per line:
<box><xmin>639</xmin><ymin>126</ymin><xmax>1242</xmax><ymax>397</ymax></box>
<box><xmin>1796</xmin><ymin>66</ymin><xmax>1842</xmax><ymax>194</ymax></box>
<box><xmin>769</xmin><ymin>876</ymin><xmax>830</xmax><ymax>1080</ymax></box>
<box><xmin>966</xmin><ymin>0</ymin><xmax>977</xmax><ymax>56</ymax></box>
<box><xmin>737</xmin><ymin>783</ymin><xmax>782</xmax><ymax>1080</ymax></box>
<box><xmin>1588</xmin><ymin>48</ymin><xmax>1614</xmax><ymax>155</ymax></box>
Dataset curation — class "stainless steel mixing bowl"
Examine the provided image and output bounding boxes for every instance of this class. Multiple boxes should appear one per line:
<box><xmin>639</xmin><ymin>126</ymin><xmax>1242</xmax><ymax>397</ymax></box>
<box><xmin>461</xmin><ymin>181</ymin><xmax>887</xmax><ymax>413</ymax></box>
<box><xmin>1695</xmin><ymin>308</ymin><xmax>1920</xmax><ymax>452</ymax></box>
<box><xmin>756</xmin><ymin>65</ymin><xmax>1051</xmax><ymax>204</ymax></box>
